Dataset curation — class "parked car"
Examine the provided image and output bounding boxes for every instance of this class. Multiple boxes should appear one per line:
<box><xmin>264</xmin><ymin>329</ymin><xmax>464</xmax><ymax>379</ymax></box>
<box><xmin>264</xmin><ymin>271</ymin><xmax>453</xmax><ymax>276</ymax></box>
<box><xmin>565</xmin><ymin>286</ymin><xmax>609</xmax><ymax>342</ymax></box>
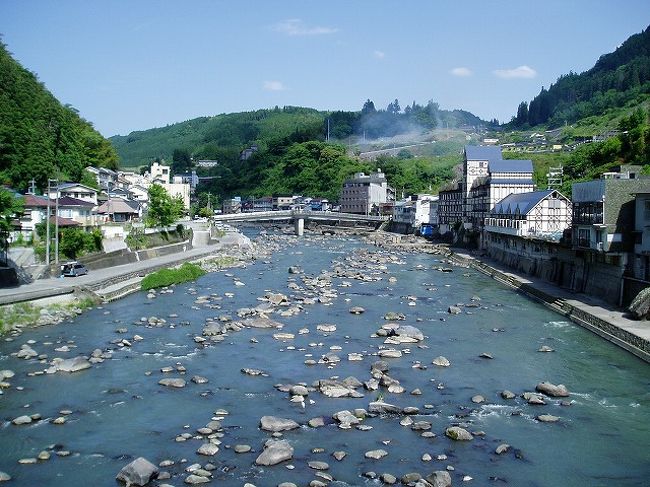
<box><xmin>61</xmin><ymin>262</ymin><xmax>88</xmax><ymax>277</ymax></box>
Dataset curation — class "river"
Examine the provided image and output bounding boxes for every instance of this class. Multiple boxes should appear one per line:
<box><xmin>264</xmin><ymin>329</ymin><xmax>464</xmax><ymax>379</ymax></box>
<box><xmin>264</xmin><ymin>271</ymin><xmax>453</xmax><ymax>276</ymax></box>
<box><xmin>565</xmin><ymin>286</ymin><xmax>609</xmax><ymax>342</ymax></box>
<box><xmin>0</xmin><ymin>233</ymin><xmax>648</xmax><ymax>486</ymax></box>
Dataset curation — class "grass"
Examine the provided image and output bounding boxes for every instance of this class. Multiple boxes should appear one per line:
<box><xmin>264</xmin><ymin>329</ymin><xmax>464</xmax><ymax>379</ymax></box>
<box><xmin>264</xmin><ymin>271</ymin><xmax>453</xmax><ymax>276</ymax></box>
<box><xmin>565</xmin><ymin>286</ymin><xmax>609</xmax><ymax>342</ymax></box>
<box><xmin>0</xmin><ymin>296</ymin><xmax>97</xmax><ymax>334</ymax></box>
<box><xmin>141</xmin><ymin>263</ymin><xmax>207</xmax><ymax>291</ymax></box>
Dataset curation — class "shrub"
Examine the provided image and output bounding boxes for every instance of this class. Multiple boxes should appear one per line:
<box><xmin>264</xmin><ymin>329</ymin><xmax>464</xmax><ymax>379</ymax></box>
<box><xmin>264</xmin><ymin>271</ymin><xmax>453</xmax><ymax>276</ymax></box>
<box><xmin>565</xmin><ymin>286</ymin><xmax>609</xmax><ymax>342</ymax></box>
<box><xmin>141</xmin><ymin>263</ymin><xmax>206</xmax><ymax>291</ymax></box>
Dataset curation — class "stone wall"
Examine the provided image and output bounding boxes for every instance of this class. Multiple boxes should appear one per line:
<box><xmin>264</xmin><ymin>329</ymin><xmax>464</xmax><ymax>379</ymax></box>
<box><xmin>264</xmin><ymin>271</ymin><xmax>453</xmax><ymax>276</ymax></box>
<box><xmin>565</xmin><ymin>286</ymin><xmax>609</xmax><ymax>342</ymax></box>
<box><xmin>485</xmin><ymin>233</ymin><xmax>625</xmax><ymax>306</ymax></box>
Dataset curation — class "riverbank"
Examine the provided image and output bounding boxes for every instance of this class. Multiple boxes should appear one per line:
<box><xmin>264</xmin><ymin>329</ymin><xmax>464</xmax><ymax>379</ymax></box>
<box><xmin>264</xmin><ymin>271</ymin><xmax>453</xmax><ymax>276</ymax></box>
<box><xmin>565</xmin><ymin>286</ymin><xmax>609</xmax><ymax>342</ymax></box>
<box><xmin>0</xmin><ymin>231</ymin><xmax>256</xmax><ymax>335</ymax></box>
<box><xmin>365</xmin><ymin>230</ymin><xmax>650</xmax><ymax>363</ymax></box>
<box><xmin>447</xmin><ymin>250</ymin><xmax>650</xmax><ymax>363</ymax></box>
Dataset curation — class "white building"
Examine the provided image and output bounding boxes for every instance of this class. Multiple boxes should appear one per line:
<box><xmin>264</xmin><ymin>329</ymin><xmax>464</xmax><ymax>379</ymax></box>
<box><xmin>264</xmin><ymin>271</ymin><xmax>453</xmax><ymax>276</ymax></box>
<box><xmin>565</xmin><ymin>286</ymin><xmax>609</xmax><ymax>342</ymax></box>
<box><xmin>48</xmin><ymin>183</ymin><xmax>98</xmax><ymax>206</ymax></box>
<box><xmin>484</xmin><ymin>190</ymin><xmax>572</xmax><ymax>241</ymax></box>
<box><xmin>393</xmin><ymin>194</ymin><xmax>438</xmax><ymax>228</ymax></box>
<box><xmin>85</xmin><ymin>166</ymin><xmax>117</xmax><ymax>189</ymax></box>
<box><xmin>340</xmin><ymin>169</ymin><xmax>394</xmax><ymax>214</ymax></box>
<box><xmin>149</xmin><ymin>162</ymin><xmax>171</xmax><ymax>184</ymax></box>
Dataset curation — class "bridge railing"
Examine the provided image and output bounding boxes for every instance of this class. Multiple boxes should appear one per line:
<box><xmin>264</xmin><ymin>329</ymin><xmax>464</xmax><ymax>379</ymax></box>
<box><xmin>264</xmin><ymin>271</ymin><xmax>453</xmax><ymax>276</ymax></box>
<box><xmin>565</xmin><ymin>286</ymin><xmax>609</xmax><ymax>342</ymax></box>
<box><xmin>212</xmin><ymin>210</ymin><xmax>387</xmax><ymax>223</ymax></box>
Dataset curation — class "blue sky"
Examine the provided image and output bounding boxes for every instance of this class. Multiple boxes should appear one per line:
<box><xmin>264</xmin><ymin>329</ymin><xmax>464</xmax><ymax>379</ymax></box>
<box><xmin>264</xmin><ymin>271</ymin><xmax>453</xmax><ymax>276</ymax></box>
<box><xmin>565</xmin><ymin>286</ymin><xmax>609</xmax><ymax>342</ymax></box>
<box><xmin>1</xmin><ymin>1</ymin><xmax>648</xmax><ymax>137</ymax></box>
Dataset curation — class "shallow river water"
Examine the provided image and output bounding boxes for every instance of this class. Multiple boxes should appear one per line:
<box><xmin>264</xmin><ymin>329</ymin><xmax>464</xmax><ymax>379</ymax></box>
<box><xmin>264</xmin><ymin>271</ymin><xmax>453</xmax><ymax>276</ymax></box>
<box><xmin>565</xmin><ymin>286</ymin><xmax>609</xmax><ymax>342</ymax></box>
<box><xmin>0</xmin><ymin>234</ymin><xmax>649</xmax><ymax>487</ymax></box>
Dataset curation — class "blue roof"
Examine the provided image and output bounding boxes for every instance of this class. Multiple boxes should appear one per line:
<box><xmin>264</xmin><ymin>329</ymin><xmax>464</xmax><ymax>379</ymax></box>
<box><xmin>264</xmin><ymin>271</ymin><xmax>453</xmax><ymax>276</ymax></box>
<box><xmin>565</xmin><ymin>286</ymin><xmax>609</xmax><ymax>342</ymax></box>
<box><xmin>464</xmin><ymin>145</ymin><xmax>503</xmax><ymax>162</ymax></box>
<box><xmin>489</xmin><ymin>178</ymin><xmax>535</xmax><ymax>186</ymax></box>
<box><xmin>492</xmin><ymin>190</ymin><xmax>555</xmax><ymax>215</ymax></box>
<box><xmin>489</xmin><ymin>159</ymin><xmax>533</xmax><ymax>173</ymax></box>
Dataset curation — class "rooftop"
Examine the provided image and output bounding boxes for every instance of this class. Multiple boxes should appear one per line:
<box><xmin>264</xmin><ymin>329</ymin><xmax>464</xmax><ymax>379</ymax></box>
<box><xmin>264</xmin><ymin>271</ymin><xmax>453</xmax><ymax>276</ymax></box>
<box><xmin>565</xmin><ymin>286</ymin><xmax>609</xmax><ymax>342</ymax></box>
<box><xmin>465</xmin><ymin>145</ymin><xmax>503</xmax><ymax>162</ymax></box>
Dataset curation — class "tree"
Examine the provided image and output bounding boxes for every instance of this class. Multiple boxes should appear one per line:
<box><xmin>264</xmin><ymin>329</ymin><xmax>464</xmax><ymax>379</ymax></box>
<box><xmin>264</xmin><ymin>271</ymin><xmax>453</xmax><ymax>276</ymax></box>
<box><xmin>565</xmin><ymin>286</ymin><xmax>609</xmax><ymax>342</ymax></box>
<box><xmin>146</xmin><ymin>184</ymin><xmax>182</xmax><ymax>227</ymax></box>
<box><xmin>0</xmin><ymin>189</ymin><xmax>23</xmax><ymax>240</ymax></box>
<box><xmin>361</xmin><ymin>99</ymin><xmax>376</xmax><ymax>115</ymax></box>
<box><xmin>172</xmin><ymin>148</ymin><xmax>192</xmax><ymax>174</ymax></box>
<box><xmin>80</xmin><ymin>169</ymin><xmax>99</xmax><ymax>190</ymax></box>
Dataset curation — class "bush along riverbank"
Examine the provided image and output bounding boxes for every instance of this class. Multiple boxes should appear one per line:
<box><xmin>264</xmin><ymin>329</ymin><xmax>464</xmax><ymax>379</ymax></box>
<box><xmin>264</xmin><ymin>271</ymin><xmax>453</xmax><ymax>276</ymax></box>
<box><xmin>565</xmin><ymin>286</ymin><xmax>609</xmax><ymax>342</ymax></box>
<box><xmin>141</xmin><ymin>263</ymin><xmax>206</xmax><ymax>291</ymax></box>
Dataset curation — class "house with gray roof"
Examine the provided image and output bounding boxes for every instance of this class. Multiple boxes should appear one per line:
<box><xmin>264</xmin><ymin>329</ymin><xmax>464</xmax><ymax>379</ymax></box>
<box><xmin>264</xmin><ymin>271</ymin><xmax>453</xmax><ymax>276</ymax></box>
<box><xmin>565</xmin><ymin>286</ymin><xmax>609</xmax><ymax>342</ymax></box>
<box><xmin>484</xmin><ymin>190</ymin><xmax>572</xmax><ymax>240</ymax></box>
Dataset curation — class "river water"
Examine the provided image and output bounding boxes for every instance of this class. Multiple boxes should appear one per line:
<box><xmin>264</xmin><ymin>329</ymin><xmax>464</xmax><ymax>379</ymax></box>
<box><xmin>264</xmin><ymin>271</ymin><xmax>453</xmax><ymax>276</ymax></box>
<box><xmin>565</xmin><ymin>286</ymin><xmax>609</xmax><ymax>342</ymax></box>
<box><xmin>0</xmin><ymin>233</ymin><xmax>649</xmax><ymax>487</ymax></box>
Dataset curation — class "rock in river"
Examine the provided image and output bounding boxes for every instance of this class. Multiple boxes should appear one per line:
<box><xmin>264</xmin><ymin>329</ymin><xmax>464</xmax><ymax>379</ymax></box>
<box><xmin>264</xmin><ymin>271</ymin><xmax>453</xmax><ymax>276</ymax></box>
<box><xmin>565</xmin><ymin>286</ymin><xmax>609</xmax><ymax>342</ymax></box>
<box><xmin>52</xmin><ymin>356</ymin><xmax>92</xmax><ymax>373</ymax></box>
<box><xmin>116</xmin><ymin>457</ymin><xmax>159</xmax><ymax>486</ymax></box>
<box><xmin>426</xmin><ymin>471</ymin><xmax>452</xmax><ymax>487</ymax></box>
<box><xmin>445</xmin><ymin>426</ymin><xmax>473</xmax><ymax>441</ymax></box>
<box><xmin>432</xmin><ymin>356</ymin><xmax>450</xmax><ymax>367</ymax></box>
<box><xmin>255</xmin><ymin>439</ymin><xmax>294</xmax><ymax>466</ymax></box>
<box><xmin>536</xmin><ymin>381</ymin><xmax>570</xmax><ymax>397</ymax></box>
<box><xmin>158</xmin><ymin>378</ymin><xmax>186</xmax><ymax>388</ymax></box>
<box><xmin>260</xmin><ymin>416</ymin><xmax>300</xmax><ymax>432</ymax></box>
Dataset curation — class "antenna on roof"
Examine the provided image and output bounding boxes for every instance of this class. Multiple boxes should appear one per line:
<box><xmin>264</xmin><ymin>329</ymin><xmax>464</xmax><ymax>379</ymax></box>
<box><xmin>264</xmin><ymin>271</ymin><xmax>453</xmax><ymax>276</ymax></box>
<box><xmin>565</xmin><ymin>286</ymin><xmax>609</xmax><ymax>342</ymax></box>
<box><xmin>546</xmin><ymin>165</ymin><xmax>563</xmax><ymax>190</ymax></box>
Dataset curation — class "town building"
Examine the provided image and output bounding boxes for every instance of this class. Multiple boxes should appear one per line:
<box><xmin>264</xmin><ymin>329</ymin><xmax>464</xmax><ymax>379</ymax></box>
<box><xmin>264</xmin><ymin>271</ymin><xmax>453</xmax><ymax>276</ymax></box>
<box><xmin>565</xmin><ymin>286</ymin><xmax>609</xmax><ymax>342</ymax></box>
<box><xmin>173</xmin><ymin>171</ymin><xmax>199</xmax><ymax>191</ymax></box>
<box><xmin>48</xmin><ymin>183</ymin><xmax>98</xmax><ymax>206</ymax></box>
<box><xmin>222</xmin><ymin>197</ymin><xmax>242</xmax><ymax>214</ymax></box>
<box><xmin>96</xmin><ymin>199</ymin><xmax>140</xmax><ymax>223</ymax></box>
<box><xmin>273</xmin><ymin>195</ymin><xmax>294</xmax><ymax>210</ymax></box>
<box><xmin>437</xmin><ymin>145</ymin><xmax>536</xmax><ymax>233</ymax></box>
<box><xmin>85</xmin><ymin>166</ymin><xmax>118</xmax><ymax>190</ymax></box>
<box><xmin>149</xmin><ymin>162</ymin><xmax>171</xmax><ymax>185</ymax></box>
<box><xmin>340</xmin><ymin>169</ymin><xmax>395</xmax><ymax>215</ymax></box>
<box><xmin>484</xmin><ymin>190</ymin><xmax>572</xmax><ymax>240</ymax></box>
<box><xmin>392</xmin><ymin>194</ymin><xmax>438</xmax><ymax>232</ymax></box>
<box><xmin>196</xmin><ymin>160</ymin><xmax>219</xmax><ymax>168</ymax></box>
<box><xmin>571</xmin><ymin>175</ymin><xmax>649</xmax><ymax>254</ymax></box>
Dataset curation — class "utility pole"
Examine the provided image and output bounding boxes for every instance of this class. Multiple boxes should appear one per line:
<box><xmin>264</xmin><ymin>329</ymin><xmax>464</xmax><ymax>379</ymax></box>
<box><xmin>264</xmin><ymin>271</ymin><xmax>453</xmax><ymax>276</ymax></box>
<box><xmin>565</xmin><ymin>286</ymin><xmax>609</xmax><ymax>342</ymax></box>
<box><xmin>50</xmin><ymin>179</ymin><xmax>59</xmax><ymax>265</ymax></box>
<box><xmin>45</xmin><ymin>180</ymin><xmax>51</xmax><ymax>265</ymax></box>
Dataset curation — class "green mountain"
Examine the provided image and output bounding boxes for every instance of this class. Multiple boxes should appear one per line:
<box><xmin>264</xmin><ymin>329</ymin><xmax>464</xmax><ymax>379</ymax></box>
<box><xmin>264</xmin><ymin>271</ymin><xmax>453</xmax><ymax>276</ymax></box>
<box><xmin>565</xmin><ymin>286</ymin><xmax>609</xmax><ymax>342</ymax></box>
<box><xmin>110</xmin><ymin>101</ymin><xmax>493</xmax><ymax>170</ymax></box>
<box><xmin>511</xmin><ymin>25</ymin><xmax>650</xmax><ymax>128</ymax></box>
<box><xmin>0</xmin><ymin>41</ymin><xmax>118</xmax><ymax>192</ymax></box>
<box><xmin>110</xmin><ymin>106</ymin><xmax>326</xmax><ymax>170</ymax></box>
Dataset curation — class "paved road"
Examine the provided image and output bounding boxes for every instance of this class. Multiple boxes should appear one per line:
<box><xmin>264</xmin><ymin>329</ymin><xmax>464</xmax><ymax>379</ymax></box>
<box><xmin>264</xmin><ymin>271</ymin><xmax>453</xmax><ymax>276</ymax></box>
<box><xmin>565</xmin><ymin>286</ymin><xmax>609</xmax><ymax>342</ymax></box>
<box><xmin>0</xmin><ymin>232</ymin><xmax>246</xmax><ymax>305</ymax></box>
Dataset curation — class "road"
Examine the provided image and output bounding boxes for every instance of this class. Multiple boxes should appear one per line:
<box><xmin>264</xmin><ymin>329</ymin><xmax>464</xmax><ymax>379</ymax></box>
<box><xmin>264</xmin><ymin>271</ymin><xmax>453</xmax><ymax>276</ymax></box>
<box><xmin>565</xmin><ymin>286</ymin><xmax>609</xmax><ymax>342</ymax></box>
<box><xmin>0</xmin><ymin>232</ymin><xmax>246</xmax><ymax>305</ymax></box>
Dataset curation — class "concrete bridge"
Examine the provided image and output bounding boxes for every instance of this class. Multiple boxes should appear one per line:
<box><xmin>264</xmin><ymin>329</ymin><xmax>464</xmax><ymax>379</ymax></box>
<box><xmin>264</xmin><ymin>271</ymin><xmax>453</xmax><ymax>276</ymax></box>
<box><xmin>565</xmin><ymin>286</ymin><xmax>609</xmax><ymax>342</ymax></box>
<box><xmin>212</xmin><ymin>210</ymin><xmax>387</xmax><ymax>236</ymax></box>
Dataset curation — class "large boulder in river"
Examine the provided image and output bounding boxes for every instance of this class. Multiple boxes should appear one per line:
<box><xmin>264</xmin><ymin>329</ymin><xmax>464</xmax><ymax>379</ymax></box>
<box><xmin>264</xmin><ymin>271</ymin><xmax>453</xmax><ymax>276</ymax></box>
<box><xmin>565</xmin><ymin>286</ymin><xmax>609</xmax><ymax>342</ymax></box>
<box><xmin>54</xmin><ymin>356</ymin><xmax>92</xmax><ymax>373</ymax></box>
<box><xmin>445</xmin><ymin>426</ymin><xmax>473</xmax><ymax>441</ymax></box>
<box><xmin>260</xmin><ymin>416</ymin><xmax>300</xmax><ymax>432</ymax></box>
<box><xmin>536</xmin><ymin>381</ymin><xmax>570</xmax><ymax>397</ymax></box>
<box><xmin>394</xmin><ymin>325</ymin><xmax>424</xmax><ymax>342</ymax></box>
<box><xmin>116</xmin><ymin>457</ymin><xmax>159</xmax><ymax>486</ymax></box>
<box><xmin>243</xmin><ymin>317</ymin><xmax>283</xmax><ymax>329</ymax></box>
<box><xmin>255</xmin><ymin>439</ymin><xmax>294</xmax><ymax>466</ymax></box>
<box><xmin>426</xmin><ymin>471</ymin><xmax>452</xmax><ymax>487</ymax></box>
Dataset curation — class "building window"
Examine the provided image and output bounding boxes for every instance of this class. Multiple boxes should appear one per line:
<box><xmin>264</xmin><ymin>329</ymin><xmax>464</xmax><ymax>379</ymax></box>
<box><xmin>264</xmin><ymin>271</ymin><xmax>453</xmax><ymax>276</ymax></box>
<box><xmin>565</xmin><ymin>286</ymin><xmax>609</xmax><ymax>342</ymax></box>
<box><xmin>644</xmin><ymin>200</ymin><xmax>650</xmax><ymax>221</ymax></box>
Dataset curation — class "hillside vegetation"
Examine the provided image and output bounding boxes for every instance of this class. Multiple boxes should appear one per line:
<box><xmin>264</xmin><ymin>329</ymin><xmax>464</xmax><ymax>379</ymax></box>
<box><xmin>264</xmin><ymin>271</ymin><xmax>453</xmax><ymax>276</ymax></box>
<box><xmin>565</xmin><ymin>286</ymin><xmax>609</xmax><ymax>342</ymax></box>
<box><xmin>511</xmin><ymin>25</ymin><xmax>650</xmax><ymax>129</ymax></box>
<box><xmin>0</xmin><ymin>42</ymin><xmax>118</xmax><ymax>191</ymax></box>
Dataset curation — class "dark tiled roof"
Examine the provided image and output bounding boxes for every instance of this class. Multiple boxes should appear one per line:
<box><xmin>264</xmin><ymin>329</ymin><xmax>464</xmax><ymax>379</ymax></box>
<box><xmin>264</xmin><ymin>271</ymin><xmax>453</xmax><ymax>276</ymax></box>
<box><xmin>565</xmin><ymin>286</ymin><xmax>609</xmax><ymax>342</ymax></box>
<box><xmin>489</xmin><ymin>178</ymin><xmax>535</xmax><ymax>185</ymax></box>
<box><xmin>49</xmin><ymin>216</ymin><xmax>80</xmax><ymax>226</ymax></box>
<box><xmin>492</xmin><ymin>190</ymin><xmax>554</xmax><ymax>215</ymax></box>
<box><xmin>465</xmin><ymin>145</ymin><xmax>503</xmax><ymax>162</ymax></box>
<box><xmin>489</xmin><ymin>159</ymin><xmax>534</xmax><ymax>173</ymax></box>
<box><xmin>57</xmin><ymin>196</ymin><xmax>95</xmax><ymax>207</ymax></box>
<box><xmin>23</xmin><ymin>194</ymin><xmax>51</xmax><ymax>207</ymax></box>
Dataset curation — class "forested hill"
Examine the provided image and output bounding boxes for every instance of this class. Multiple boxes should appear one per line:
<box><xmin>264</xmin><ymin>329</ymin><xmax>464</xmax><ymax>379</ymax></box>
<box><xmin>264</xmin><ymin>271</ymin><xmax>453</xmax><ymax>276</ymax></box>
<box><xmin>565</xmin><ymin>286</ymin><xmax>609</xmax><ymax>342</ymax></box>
<box><xmin>110</xmin><ymin>101</ymin><xmax>491</xmax><ymax>169</ymax></box>
<box><xmin>0</xmin><ymin>42</ymin><xmax>118</xmax><ymax>192</ymax></box>
<box><xmin>511</xmin><ymin>25</ymin><xmax>650</xmax><ymax>128</ymax></box>
<box><xmin>110</xmin><ymin>107</ymin><xmax>326</xmax><ymax>169</ymax></box>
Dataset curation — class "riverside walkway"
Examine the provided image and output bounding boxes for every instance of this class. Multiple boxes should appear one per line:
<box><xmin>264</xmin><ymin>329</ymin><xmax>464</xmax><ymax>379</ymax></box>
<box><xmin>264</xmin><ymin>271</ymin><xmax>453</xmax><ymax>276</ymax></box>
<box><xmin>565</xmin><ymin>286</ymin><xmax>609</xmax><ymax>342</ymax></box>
<box><xmin>0</xmin><ymin>232</ymin><xmax>248</xmax><ymax>306</ymax></box>
<box><xmin>453</xmin><ymin>251</ymin><xmax>650</xmax><ymax>363</ymax></box>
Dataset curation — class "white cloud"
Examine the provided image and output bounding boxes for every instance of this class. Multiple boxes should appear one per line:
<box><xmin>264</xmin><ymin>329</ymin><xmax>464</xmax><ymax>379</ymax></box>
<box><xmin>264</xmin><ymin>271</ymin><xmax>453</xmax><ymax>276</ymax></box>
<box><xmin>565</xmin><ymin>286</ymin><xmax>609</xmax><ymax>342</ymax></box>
<box><xmin>493</xmin><ymin>65</ymin><xmax>537</xmax><ymax>79</ymax></box>
<box><xmin>373</xmin><ymin>50</ymin><xmax>385</xmax><ymax>59</ymax></box>
<box><xmin>450</xmin><ymin>67</ymin><xmax>472</xmax><ymax>77</ymax></box>
<box><xmin>273</xmin><ymin>19</ymin><xmax>338</xmax><ymax>36</ymax></box>
<box><xmin>263</xmin><ymin>80</ymin><xmax>285</xmax><ymax>92</ymax></box>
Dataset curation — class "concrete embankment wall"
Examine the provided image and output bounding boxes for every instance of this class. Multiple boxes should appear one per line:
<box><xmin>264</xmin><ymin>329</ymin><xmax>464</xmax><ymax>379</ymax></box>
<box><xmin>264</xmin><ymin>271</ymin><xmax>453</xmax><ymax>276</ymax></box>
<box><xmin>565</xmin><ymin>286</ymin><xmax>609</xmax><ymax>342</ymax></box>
<box><xmin>486</xmin><ymin>244</ymin><xmax>625</xmax><ymax>306</ymax></box>
<box><xmin>454</xmin><ymin>253</ymin><xmax>650</xmax><ymax>363</ymax></box>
